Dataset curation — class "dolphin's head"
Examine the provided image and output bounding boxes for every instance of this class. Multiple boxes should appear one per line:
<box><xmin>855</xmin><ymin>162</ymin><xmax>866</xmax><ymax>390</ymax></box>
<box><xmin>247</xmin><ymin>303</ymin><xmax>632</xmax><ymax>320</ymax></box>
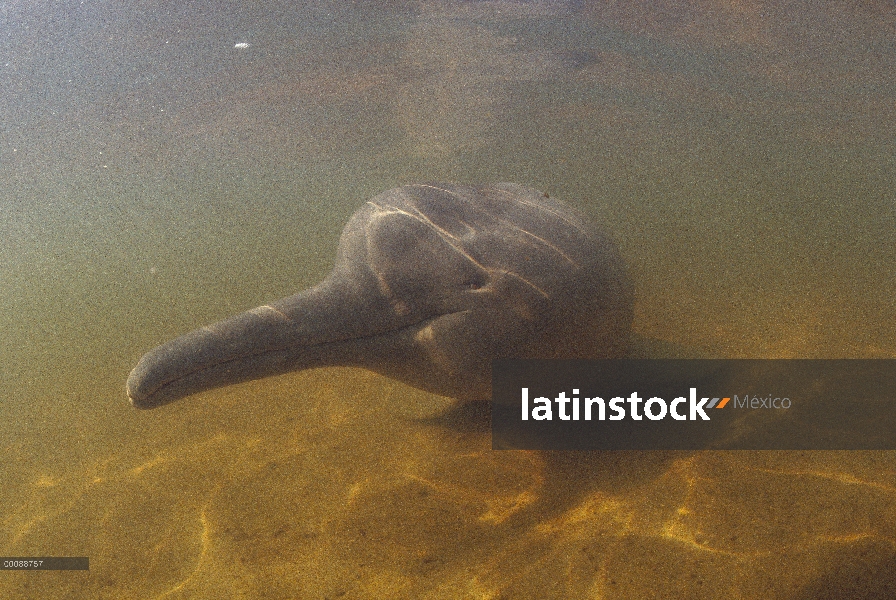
<box><xmin>126</xmin><ymin>183</ymin><xmax>633</xmax><ymax>408</ymax></box>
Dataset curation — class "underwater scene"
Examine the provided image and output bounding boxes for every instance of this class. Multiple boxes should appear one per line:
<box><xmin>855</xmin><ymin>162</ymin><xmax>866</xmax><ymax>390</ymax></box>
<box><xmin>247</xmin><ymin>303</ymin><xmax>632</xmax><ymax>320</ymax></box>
<box><xmin>1</xmin><ymin>1</ymin><xmax>894</xmax><ymax>598</ymax></box>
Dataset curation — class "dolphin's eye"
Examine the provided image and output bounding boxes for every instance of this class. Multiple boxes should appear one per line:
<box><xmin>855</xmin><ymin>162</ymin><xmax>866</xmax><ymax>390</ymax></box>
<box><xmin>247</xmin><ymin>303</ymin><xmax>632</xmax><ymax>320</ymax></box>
<box><xmin>462</xmin><ymin>272</ymin><xmax>487</xmax><ymax>290</ymax></box>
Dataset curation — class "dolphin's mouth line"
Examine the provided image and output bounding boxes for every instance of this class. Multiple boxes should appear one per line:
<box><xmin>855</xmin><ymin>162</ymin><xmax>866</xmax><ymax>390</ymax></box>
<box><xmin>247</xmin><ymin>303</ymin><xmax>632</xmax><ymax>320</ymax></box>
<box><xmin>129</xmin><ymin>310</ymin><xmax>465</xmax><ymax>406</ymax></box>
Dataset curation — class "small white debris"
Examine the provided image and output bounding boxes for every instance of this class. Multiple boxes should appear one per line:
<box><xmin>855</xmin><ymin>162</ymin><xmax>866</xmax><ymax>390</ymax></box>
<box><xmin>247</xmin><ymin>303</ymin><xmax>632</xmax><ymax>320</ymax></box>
<box><xmin>234</xmin><ymin>42</ymin><xmax>250</xmax><ymax>49</ymax></box>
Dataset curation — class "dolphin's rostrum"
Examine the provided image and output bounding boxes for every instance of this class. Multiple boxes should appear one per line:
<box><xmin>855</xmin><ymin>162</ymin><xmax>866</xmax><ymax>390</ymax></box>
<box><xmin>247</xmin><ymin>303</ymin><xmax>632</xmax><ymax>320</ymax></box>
<box><xmin>127</xmin><ymin>183</ymin><xmax>634</xmax><ymax>408</ymax></box>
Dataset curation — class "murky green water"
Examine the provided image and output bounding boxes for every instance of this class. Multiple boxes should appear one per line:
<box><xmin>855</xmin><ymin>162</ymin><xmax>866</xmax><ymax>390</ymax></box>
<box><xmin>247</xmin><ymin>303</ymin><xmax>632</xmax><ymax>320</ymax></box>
<box><xmin>1</xmin><ymin>1</ymin><xmax>894</xmax><ymax>598</ymax></box>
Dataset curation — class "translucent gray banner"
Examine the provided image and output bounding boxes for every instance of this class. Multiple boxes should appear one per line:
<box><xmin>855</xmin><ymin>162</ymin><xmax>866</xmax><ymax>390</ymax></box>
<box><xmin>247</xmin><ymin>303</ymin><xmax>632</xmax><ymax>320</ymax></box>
<box><xmin>492</xmin><ymin>360</ymin><xmax>896</xmax><ymax>450</ymax></box>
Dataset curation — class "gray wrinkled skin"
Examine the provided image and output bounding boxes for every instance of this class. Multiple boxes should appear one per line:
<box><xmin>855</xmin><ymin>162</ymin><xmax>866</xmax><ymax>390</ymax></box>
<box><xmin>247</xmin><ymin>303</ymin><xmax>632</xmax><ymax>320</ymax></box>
<box><xmin>127</xmin><ymin>183</ymin><xmax>634</xmax><ymax>408</ymax></box>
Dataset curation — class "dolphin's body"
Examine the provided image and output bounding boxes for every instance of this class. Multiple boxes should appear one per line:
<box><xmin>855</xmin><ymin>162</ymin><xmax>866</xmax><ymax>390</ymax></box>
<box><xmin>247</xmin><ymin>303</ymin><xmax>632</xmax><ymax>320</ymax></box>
<box><xmin>127</xmin><ymin>183</ymin><xmax>633</xmax><ymax>408</ymax></box>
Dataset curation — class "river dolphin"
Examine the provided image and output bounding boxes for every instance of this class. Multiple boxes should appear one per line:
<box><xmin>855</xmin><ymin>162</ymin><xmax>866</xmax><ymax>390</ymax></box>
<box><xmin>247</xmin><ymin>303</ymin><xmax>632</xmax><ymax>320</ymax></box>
<box><xmin>127</xmin><ymin>183</ymin><xmax>633</xmax><ymax>408</ymax></box>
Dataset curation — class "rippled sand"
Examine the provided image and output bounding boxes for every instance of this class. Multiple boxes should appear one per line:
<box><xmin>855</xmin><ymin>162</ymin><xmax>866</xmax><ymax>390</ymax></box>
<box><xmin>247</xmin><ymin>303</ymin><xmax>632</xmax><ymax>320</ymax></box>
<box><xmin>2</xmin><ymin>360</ymin><xmax>895</xmax><ymax>598</ymax></box>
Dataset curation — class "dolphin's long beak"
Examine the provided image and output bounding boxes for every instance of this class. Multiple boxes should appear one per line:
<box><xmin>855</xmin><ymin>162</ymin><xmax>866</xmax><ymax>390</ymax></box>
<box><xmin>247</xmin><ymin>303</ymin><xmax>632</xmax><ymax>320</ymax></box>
<box><xmin>126</xmin><ymin>304</ymin><xmax>300</xmax><ymax>409</ymax></box>
<box><xmin>126</xmin><ymin>277</ymin><xmax>399</xmax><ymax>409</ymax></box>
